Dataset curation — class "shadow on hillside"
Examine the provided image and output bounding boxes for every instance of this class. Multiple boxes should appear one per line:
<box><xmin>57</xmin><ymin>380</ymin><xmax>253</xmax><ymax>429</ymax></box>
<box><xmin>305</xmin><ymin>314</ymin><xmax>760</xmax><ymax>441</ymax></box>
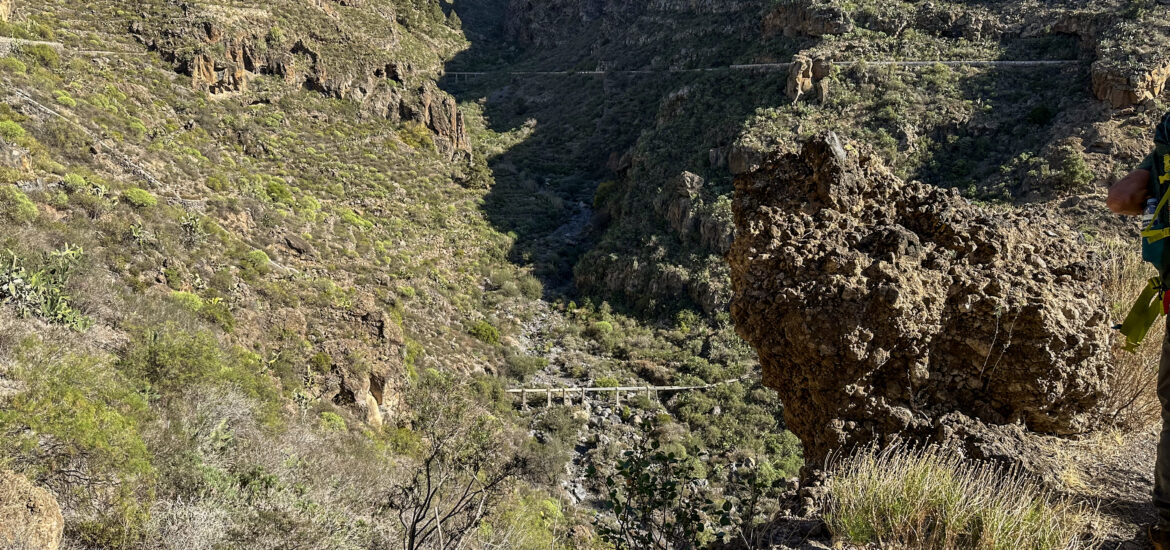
<box><xmin>438</xmin><ymin>1</ymin><xmax>795</xmax><ymax>305</ymax></box>
<box><xmin>909</xmin><ymin>47</ymin><xmax>1095</xmax><ymax>203</ymax></box>
<box><xmin>439</xmin><ymin>3</ymin><xmax>1100</xmax><ymax>311</ymax></box>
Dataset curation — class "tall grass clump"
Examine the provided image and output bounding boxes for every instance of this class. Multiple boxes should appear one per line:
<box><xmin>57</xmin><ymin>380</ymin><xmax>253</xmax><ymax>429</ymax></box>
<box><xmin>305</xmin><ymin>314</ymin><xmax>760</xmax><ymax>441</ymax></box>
<box><xmin>823</xmin><ymin>443</ymin><xmax>1099</xmax><ymax>550</ymax></box>
<box><xmin>1097</xmin><ymin>236</ymin><xmax>1160</xmax><ymax>430</ymax></box>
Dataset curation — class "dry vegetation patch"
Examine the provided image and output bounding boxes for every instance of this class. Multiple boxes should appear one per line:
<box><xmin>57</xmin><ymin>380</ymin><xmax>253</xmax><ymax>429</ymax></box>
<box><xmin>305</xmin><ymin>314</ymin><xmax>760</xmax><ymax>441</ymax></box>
<box><xmin>823</xmin><ymin>443</ymin><xmax>1101</xmax><ymax>550</ymax></box>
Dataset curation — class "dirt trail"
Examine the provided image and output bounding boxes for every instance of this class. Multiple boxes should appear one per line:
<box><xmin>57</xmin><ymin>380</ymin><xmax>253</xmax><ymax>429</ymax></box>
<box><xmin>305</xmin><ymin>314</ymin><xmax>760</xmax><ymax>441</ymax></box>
<box><xmin>1066</xmin><ymin>427</ymin><xmax>1158</xmax><ymax>548</ymax></box>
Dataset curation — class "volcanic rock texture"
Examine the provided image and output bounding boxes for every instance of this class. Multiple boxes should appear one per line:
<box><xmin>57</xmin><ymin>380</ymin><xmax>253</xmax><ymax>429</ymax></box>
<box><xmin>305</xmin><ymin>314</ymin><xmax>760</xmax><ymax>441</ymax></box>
<box><xmin>729</xmin><ymin>134</ymin><xmax>1113</xmax><ymax>466</ymax></box>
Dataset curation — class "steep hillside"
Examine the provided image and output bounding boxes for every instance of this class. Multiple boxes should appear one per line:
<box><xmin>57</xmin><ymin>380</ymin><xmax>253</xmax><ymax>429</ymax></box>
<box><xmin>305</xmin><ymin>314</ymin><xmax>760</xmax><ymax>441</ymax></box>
<box><xmin>456</xmin><ymin>0</ymin><xmax>1170</xmax><ymax>318</ymax></box>
<box><xmin>0</xmin><ymin>0</ymin><xmax>793</xmax><ymax>547</ymax></box>
<box><xmin>3</xmin><ymin>0</ymin><xmax>1170</xmax><ymax>547</ymax></box>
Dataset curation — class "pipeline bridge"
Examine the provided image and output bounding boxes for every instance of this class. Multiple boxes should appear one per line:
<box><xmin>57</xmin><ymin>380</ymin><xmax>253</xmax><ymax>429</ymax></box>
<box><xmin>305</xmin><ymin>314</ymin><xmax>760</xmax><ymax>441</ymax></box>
<box><xmin>507</xmin><ymin>376</ymin><xmax>751</xmax><ymax>409</ymax></box>
<box><xmin>445</xmin><ymin>59</ymin><xmax>1082</xmax><ymax>80</ymax></box>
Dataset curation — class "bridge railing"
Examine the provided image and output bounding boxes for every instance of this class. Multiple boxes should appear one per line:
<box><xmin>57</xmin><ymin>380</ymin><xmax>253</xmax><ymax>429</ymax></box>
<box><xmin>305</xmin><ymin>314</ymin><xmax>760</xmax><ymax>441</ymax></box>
<box><xmin>506</xmin><ymin>377</ymin><xmax>748</xmax><ymax>409</ymax></box>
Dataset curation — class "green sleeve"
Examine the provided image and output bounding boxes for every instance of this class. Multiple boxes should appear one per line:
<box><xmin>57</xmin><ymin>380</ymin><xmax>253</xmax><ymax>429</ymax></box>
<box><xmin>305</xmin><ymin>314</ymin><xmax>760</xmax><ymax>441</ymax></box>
<box><xmin>1140</xmin><ymin>152</ymin><xmax>1157</xmax><ymax>172</ymax></box>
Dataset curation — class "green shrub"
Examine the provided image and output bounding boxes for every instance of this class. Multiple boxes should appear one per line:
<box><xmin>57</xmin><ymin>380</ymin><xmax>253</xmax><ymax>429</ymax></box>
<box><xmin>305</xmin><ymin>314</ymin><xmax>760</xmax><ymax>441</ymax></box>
<box><xmin>62</xmin><ymin>173</ymin><xmax>87</xmax><ymax>192</ymax></box>
<box><xmin>504</xmin><ymin>348</ymin><xmax>548</xmax><ymax>380</ymax></box>
<box><xmin>340</xmin><ymin>208</ymin><xmax>374</xmax><ymax>230</ymax></box>
<box><xmin>0</xmin><ymin>185</ymin><xmax>36</xmax><ymax>223</ymax></box>
<box><xmin>117</xmin><ymin>324</ymin><xmax>276</xmax><ymax>402</ymax></box>
<box><xmin>21</xmin><ymin>44</ymin><xmax>58</xmax><ymax>68</ymax></box>
<box><xmin>122</xmin><ymin>187</ymin><xmax>157</xmax><ymax>208</ymax></box>
<box><xmin>587</xmin><ymin>321</ymin><xmax>614</xmax><ymax>338</ymax></box>
<box><xmin>0</xmin><ymin>57</ymin><xmax>27</xmax><ymax>73</ymax></box>
<box><xmin>595</xmin><ymin>434</ymin><xmax>732</xmax><ymax>549</ymax></box>
<box><xmin>0</xmin><ymin>347</ymin><xmax>153</xmax><ymax>545</ymax></box>
<box><xmin>0</xmin><ymin>119</ymin><xmax>25</xmax><ymax>142</ymax></box>
<box><xmin>469</xmin><ymin>319</ymin><xmax>501</xmax><ymax>345</ymax></box>
<box><xmin>479</xmin><ymin>491</ymin><xmax>566</xmax><ymax>550</ymax></box>
<box><xmin>595</xmin><ymin>376</ymin><xmax>620</xmax><ymax>388</ymax></box>
<box><xmin>310</xmin><ymin>351</ymin><xmax>332</xmax><ymax>373</ymax></box>
<box><xmin>0</xmin><ymin>245</ymin><xmax>90</xmax><ymax>329</ymax></box>
<box><xmin>169</xmin><ymin>290</ymin><xmax>204</xmax><ymax>312</ymax></box>
<box><xmin>318</xmin><ymin>411</ymin><xmax>347</xmax><ymax>432</ymax></box>
<box><xmin>1055</xmin><ymin>144</ymin><xmax>1093</xmax><ymax>192</ymax></box>
<box><xmin>398</xmin><ymin>121</ymin><xmax>435</xmax><ymax>150</ymax></box>
<box><xmin>53</xmin><ymin>90</ymin><xmax>77</xmax><ymax>107</ymax></box>
<box><xmin>824</xmin><ymin>443</ymin><xmax>1099</xmax><ymax>550</ymax></box>
<box><xmin>199</xmin><ymin>297</ymin><xmax>235</xmax><ymax>333</ymax></box>
<box><xmin>241</xmin><ymin>249</ymin><xmax>271</xmax><ymax>276</ymax></box>
<box><xmin>264</xmin><ymin>179</ymin><xmax>294</xmax><ymax>204</ymax></box>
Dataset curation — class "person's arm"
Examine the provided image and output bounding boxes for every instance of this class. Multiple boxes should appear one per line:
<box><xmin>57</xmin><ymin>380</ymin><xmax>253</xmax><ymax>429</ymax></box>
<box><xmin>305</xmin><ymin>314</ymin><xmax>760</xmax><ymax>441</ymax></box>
<box><xmin>1108</xmin><ymin>168</ymin><xmax>1151</xmax><ymax>216</ymax></box>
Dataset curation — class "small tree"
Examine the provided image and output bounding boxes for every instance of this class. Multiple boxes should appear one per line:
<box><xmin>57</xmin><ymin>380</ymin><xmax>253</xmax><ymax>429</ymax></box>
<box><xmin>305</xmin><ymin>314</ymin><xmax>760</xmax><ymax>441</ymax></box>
<box><xmin>387</xmin><ymin>370</ymin><xmax>525</xmax><ymax>550</ymax></box>
<box><xmin>593</xmin><ymin>432</ymin><xmax>732</xmax><ymax>550</ymax></box>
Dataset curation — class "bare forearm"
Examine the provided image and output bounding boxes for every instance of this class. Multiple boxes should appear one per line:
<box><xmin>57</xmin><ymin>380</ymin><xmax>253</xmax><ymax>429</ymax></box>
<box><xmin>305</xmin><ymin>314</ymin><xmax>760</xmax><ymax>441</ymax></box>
<box><xmin>1108</xmin><ymin>169</ymin><xmax>1151</xmax><ymax>215</ymax></box>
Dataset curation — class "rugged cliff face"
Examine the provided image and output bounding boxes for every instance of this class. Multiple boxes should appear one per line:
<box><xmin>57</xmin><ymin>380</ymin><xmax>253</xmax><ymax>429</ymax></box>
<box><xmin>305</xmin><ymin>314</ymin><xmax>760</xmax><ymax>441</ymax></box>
<box><xmin>729</xmin><ymin>134</ymin><xmax>1113</xmax><ymax>466</ymax></box>
<box><xmin>130</xmin><ymin>1</ymin><xmax>470</xmax><ymax>158</ymax></box>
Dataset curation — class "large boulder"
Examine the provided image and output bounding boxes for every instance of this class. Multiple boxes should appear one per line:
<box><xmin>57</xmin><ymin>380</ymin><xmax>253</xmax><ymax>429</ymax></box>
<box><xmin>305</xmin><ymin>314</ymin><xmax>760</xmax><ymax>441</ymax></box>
<box><xmin>729</xmin><ymin>133</ymin><xmax>1112</xmax><ymax>466</ymax></box>
<box><xmin>0</xmin><ymin>470</ymin><xmax>63</xmax><ymax>550</ymax></box>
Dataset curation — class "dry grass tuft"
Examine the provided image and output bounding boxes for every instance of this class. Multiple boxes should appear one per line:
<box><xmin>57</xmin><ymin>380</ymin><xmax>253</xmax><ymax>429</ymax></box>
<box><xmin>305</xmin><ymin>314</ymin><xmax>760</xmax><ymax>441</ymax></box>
<box><xmin>1097</xmin><ymin>237</ymin><xmax>1161</xmax><ymax>430</ymax></box>
<box><xmin>823</xmin><ymin>443</ymin><xmax>1100</xmax><ymax>550</ymax></box>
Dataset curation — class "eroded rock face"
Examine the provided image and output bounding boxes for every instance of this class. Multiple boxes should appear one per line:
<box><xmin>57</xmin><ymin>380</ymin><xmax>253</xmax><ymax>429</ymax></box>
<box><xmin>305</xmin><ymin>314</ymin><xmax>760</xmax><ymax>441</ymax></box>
<box><xmin>0</xmin><ymin>0</ymin><xmax>13</xmax><ymax>23</ymax></box>
<box><xmin>729</xmin><ymin>134</ymin><xmax>1112</xmax><ymax>466</ymax></box>
<box><xmin>1092</xmin><ymin>60</ymin><xmax>1170</xmax><ymax>108</ymax></box>
<box><xmin>0</xmin><ymin>470</ymin><xmax>63</xmax><ymax>550</ymax></box>
<box><xmin>762</xmin><ymin>0</ymin><xmax>852</xmax><ymax>38</ymax></box>
<box><xmin>132</xmin><ymin>15</ymin><xmax>470</xmax><ymax>158</ymax></box>
<box><xmin>786</xmin><ymin>55</ymin><xmax>832</xmax><ymax>103</ymax></box>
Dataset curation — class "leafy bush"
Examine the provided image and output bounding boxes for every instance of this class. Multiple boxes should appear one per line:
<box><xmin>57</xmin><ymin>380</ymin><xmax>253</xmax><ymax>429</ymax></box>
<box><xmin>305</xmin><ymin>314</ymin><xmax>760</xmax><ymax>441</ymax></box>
<box><xmin>0</xmin><ymin>245</ymin><xmax>90</xmax><ymax>329</ymax></box>
<box><xmin>587</xmin><ymin>321</ymin><xmax>614</xmax><ymax>338</ymax></box>
<box><xmin>0</xmin><ymin>119</ymin><xmax>25</xmax><ymax>141</ymax></box>
<box><xmin>0</xmin><ymin>57</ymin><xmax>27</xmax><ymax>73</ymax></box>
<box><xmin>0</xmin><ymin>185</ymin><xmax>36</xmax><ymax>223</ymax></box>
<box><xmin>199</xmin><ymin>297</ymin><xmax>235</xmax><ymax>333</ymax></box>
<box><xmin>21</xmin><ymin>44</ymin><xmax>58</xmax><ymax>68</ymax></box>
<box><xmin>593</xmin><ymin>436</ymin><xmax>731</xmax><ymax>549</ymax></box>
<box><xmin>595</xmin><ymin>376</ymin><xmax>620</xmax><ymax>388</ymax></box>
<box><xmin>318</xmin><ymin>411</ymin><xmax>347</xmax><ymax>432</ymax></box>
<box><xmin>340</xmin><ymin>208</ymin><xmax>374</xmax><ymax>229</ymax></box>
<box><xmin>122</xmin><ymin>187</ymin><xmax>157</xmax><ymax>208</ymax></box>
<box><xmin>398</xmin><ymin>121</ymin><xmax>435</xmax><ymax>150</ymax></box>
<box><xmin>504</xmin><ymin>348</ymin><xmax>548</xmax><ymax>380</ymax></box>
<box><xmin>469</xmin><ymin>319</ymin><xmax>501</xmax><ymax>345</ymax></box>
<box><xmin>168</xmin><ymin>291</ymin><xmax>204</xmax><ymax>312</ymax></box>
<box><xmin>240</xmin><ymin>249</ymin><xmax>271</xmax><ymax>277</ymax></box>
<box><xmin>0</xmin><ymin>347</ymin><xmax>153</xmax><ymax>546</ymax></box>
<box><xmin>117</xmin><ymin>324</ymin><xmax>276</xmax><ymax>402</ymax></box>
<box><xmin>1055</xmin><ymin>144</ymin><xmax>1093</xmax><ymax>192</ymax></box>
<box><xmin>53</xmin><ymin>90</ymin><xmax>77</xmax><ymax>107</ymax></box>
<box><xmin>62</xmin><ymin>173</ymin><xmax>87</xmax><ymax>192</ymax></box>
<box><xmin>823</xmin><ymin>443</ymin><xmax>1099</xmax><ymax>550</ymax></box>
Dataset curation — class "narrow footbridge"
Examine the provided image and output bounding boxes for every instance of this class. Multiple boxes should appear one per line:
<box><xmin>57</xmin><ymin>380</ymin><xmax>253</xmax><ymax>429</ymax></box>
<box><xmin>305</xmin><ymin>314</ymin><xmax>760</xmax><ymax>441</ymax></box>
<box><xmin>507</xmin><ymin>376</ymin><xmax>749</xmax><ymax>409</ymax></box>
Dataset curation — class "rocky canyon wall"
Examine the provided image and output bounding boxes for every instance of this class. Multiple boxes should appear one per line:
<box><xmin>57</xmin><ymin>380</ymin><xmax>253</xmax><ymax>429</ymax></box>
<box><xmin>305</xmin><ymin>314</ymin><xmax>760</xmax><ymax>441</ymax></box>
<box><xmin>729</xmin><ymin>133</ymin><xmax>1113</xmax><ymax>466</ymax></box>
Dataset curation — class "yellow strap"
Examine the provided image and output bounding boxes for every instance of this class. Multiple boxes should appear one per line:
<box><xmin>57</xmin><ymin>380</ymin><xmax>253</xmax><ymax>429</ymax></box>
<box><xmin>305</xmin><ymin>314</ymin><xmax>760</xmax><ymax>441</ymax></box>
<box><xmin>1143</xmin><ymin>227</ymin><xmax>1170</xmax><ymax>243</ymax></box>
<box><xmin>1147</xmin><ymin>156</ymin><xmax>1170</xmax><ymax>232</ymax></box>
<box><xmin>1119</xmin><ymin>277</ymin><xmax>1165</xmax><ymax>353</ymax></box>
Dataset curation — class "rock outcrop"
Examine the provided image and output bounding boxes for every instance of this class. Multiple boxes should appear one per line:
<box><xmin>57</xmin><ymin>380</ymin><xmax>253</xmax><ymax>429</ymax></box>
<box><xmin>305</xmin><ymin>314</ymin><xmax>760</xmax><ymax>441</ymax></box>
<box><xmin>0</xmin><ymin>0</ymin><xmax>12</xmax><ymax>23</ymax></box>
<box><xmin>729</xmin><ymin>133</ymin><xmax>1112</xmax><ymax>466</ymax></box>
<box><xmin>654</xmin><ymin>172</ymin><xmax>734</xmax><ymax>255</ymax></box>
<box><xmin>0</xmin><ymin>471</ymin><xmax>63</xmax><ymax>550</ymax></box>
<box><xmin>1</xmin><ymin>138</ymin><xmax>32</xmax><ymax>174</ymax></box>
<box><xmin>762</xmin><ymin>0</ymin><xmax>852</xmax><ymax>38</ymax></box>
<box><xmin>1092</xmin><ymin>59</ymin><xmax>1170</xmax><ymax>108</ymax></box>
<box><xmin>131</xmin><ymin>14</ymin><xmax>470</xmax><ymax>158</ymax></box>
<box><xmin>786</xmin><ymin>55</ymin><xmax>832</xmax><ymax>103</ymax></box>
